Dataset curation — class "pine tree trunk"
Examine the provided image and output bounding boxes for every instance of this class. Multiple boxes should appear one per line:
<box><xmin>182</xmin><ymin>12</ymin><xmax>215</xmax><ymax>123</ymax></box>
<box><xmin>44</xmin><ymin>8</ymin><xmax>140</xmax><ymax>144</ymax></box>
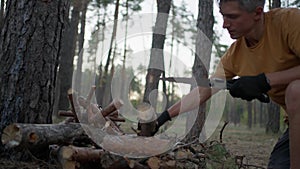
<box><xmin>74</xmin><ymin>0</ymin><xmax>89</xmax><ymax>94</ymax></box>
<box><xmin>266</xmin><ymin>101</ymin><xmax>280</xmax><ymax>133</ymax></box>
<box><xmin>0</xmin><ymin>0</ymin><xmax>68</xmax><ymax>145</ymax></box>
<box><xmin>97</xmin><ymin>0</ymin><xmax>120</xmax><ymax>107</ymax></box>
<box><xmin>58</xmin><ymin>0</ymin><xmax>81</xmax><ymax>111</ymax></box>
<box><xmin>143</xmin><ymin>0</ymin><xmax>171</xmax><ymax>106</ymax></box>
<box><xmin>266</xmin><ymin>0</ymin><xmax>281</xmax><ymax>134</ymax></box>
<box><xmin>0</xmin><ymin>0</ymin><xmax>5</xmax><ymax>29</ymax></box>
<box><xmin>185</xmin><ymin>0</ymin><xmax>214</xmax><ymax>142</ymax></box>
<box><xmin>247</xmin><ymin>101</ymin><xmax>252</xmax><ymax>129</ymax></box>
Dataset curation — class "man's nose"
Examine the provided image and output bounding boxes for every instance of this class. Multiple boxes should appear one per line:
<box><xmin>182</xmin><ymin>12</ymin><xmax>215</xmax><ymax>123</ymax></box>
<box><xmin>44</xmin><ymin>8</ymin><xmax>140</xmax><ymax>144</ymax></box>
<box><xmin>223</xmin><ymin>18</ymin><xmax>230</xmax><ymax>28</ymax></box>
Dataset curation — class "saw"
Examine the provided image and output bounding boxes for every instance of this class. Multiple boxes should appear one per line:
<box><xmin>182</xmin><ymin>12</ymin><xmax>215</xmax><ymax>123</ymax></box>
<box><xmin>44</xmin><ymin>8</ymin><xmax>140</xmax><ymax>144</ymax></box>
<box><xmin>161</xmin><ymin>77</ymin><xmax>269</xmax><ymax>102</ymax></box>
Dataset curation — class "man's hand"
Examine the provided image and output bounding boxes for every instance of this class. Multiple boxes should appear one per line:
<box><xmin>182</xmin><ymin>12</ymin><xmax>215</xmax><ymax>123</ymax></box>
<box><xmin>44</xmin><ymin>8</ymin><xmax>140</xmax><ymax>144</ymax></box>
<box><xmin>228</xmin><ymin>73</ymin><xmax>271</xmax><ymax>103</ymax></box>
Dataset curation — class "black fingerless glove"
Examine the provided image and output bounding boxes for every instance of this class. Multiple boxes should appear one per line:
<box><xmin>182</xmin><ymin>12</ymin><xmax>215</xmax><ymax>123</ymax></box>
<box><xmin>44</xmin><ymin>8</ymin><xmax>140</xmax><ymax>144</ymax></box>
<box><xmin>157</xmin><ymin>110</ymin><xmax>171</xmax><ymax>128</ymax></box>
<box><xmin>228</xmin><ymin>73</ymin><xmax>271</xmax><ymax>103</ymax></box>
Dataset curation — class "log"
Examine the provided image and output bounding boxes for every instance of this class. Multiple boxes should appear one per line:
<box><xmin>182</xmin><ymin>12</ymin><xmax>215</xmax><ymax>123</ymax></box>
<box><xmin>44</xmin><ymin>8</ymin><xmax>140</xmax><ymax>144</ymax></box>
<box><xmin>57</xmin><ymin>145</ymin><xmax>105</xmax><ymax>169</ymax></box>
<box><xmin>2</xmin><ymin>123</ymin><xmax>175</xmax><ymax>160</ymax></box>
<box><xmin>77</xmin><ymin>96</ymin><xmax>125</xmax><ymax>133</ymax></box>
<box><xmin>1</xmin><ymin>123</ymin><xmax>90</xmax><ymax>148</ymax></box>
<box><xmin>58</xmin><ymin>110</ymin><xmax>75</xmax><ymax>117</ymax></box>
<box><xmin>1</xmin><ymin>122</ymin><xmax>124</xmax><ymax>149</ymax></box>
<box><xmin>67</xmin><ymin>89</ymin><xmax>80</xmax><ymax>122</ymax></box>
<box><xmin>59</xmin><ymin>145</ymin><xmax>105</xmax><ymax>162</ymax></box>
<box><xmin>76</xmin><ymin>100</ymin><xmax>124</xmax><ymax>134</ymax></box>
<box><xmin>101</xmin><ymin>99</ymin><xmax>124</xmax><ymax>117</ymax></box>
<box><xmin>50</xmin><ymin>146</ymin><xmax>149</xmax><ymax>169</ymax></box>
<box><xmin>101</xmin><ymin>134</ymin><xmax>175</xmax><ymax>158</ymax></box>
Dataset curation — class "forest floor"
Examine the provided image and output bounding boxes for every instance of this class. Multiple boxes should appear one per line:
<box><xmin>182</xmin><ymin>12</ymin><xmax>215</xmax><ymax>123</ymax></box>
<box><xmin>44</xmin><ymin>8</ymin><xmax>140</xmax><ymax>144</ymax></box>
<box><xmin>207</xmin><ymin>123</ymin><xmax>283</xmax><ymax>168</ymax></box>
<box><xmin>0</xmin><ymin>123</ymin><xmax>283</xmax><ymax>169</ymax></box>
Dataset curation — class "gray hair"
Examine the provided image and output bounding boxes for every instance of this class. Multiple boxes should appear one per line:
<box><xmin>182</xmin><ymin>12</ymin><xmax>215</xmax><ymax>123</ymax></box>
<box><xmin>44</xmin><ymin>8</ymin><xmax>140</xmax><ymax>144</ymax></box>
<box><xmin>218</xmin><ymin>0</ymin><xmax>265</xmax><ymax>12</ymax></box>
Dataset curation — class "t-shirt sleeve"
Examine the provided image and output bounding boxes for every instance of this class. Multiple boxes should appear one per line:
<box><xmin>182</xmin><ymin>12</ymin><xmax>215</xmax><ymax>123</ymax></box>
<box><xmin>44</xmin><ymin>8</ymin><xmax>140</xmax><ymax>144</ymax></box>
<box><xmin>283</xmin><ymin>9</ymin><xmax>300</xmax><ymax>58</ymax></box>
<box><xmin>213</xmin><ymin>50</ymin><xmax>236</xmax><ymax>79</ymax></box>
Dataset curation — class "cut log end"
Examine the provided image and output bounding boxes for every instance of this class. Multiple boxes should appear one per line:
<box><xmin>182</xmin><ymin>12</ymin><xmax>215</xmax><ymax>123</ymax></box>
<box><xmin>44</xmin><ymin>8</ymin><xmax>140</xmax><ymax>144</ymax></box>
<box><xmin>60</xmin><ymin>146</ymin><xmax>76</xmax><ymax>160</ymax></box>
<box><xmin>113</xmin><ymin>99</ymin><xmax>124</xmax><ymax>109</ymax></box>
<box><xmin>67</xmin><ymin>88</ymin><xmax>74</xmax><ymax>95</ymax></box>
<box><xmin>1</xmin><ymin>124</ymin><xmax>22</xmax><ymax>147</ymax></box>
<box><xmin>29</xmin><ymin>132</ymin><xmax>38</xmax><ymax>143</ymax></box>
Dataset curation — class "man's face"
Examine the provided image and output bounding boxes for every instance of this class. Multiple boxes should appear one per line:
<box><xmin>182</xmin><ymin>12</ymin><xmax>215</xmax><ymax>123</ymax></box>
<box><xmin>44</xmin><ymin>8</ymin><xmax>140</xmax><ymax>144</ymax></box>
<box><xmin>220</xmin><ymin>1</ymin><xmax>257</xmax><ymax>39</ymax></box>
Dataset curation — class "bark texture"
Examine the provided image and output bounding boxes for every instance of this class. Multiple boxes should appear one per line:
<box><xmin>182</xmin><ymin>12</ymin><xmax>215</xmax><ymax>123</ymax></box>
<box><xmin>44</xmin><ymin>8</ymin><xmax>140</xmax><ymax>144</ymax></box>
<box><xmin>185</xmin><ymin>0</ymin><xmax>214</xmax><ymax>142</ymax></box>
<box><xmin>0</xmin><ymin>0</ymin><xmax>68</xmax><ymax>135</ymax></box>
<box><xmin>143</xmin><ymin>0</ymin><xmax>171</xmax><ymax>107</ymax></box>
<box><xmin>58</xmin><ymin>0</ymin><xmax>81</xmax><ymax>111</ymax></box>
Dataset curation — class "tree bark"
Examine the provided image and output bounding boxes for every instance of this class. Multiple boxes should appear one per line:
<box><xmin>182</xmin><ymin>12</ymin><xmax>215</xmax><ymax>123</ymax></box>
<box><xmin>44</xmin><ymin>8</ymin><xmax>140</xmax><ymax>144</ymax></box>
<box><xmin>266</xmin><ymin>0</ymin><xmax>281</xmax><ymax>134</ymax></box>
<box><xmin>0</xmin><ymin>0</ymin><xmax>5</xmax><ymax>29</ymax></box>
<box><xmin>247</xmin><ymin>101</ymin><xmax>252</xmax><ymax>129</ymax></box>
<box><xmin>0</xmin><ymin>0</ymin><xmax>68</xmax><ymax>140</ymax></box>
<box><xmin>271</xmin><ymin>0</ymin><xmax>281</xmax><ymax>8</ymax></box>
<box><xmin>266</xmin><ymin>101</ymin><xmax>280</xmax><ymax>133</ymax></box>
<box><xmin>185</xmin><ymin>0</ymin><xmax>214</xmax><ymax>142</ymax></box>
<box><xmin>97</xmin><ymin>0</ymin><xmax>120</xmax><ymax>106</ymax></box>
<box><xmin>58</xmin><ymin>0</ymin><xmax>81</xmax><ymax>111</ymax></box>
<box><xmin>74</xmin><ymin>0</ymin><xmax>90</xmax><ymax>94</ymax></box>
<box><xmin>143</xmin><ymin>0</ymin><xmax>171</xmax><ymax>107</ymax></box>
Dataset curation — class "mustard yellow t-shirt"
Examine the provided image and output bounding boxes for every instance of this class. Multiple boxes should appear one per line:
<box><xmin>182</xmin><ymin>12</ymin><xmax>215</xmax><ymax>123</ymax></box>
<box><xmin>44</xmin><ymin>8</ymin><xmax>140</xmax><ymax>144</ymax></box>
<box><xmin>215</xmin><ymin>8</ymin><xmax>300</xmax><ymax>107</ymax></box>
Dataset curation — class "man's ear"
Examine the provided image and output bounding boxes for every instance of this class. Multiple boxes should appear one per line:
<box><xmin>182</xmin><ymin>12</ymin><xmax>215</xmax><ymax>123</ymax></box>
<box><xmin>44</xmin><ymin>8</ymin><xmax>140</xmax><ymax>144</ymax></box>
<box><xmin>254</xmin><ymin>6</ymin><xmax>264</xmax><ymax>20</ymax></box>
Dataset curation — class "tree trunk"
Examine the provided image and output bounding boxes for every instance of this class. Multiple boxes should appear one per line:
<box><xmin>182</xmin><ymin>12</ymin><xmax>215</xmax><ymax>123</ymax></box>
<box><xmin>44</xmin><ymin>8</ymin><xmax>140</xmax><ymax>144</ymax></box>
<box><xmin>266</xmin><ymin>101</ymin><xmax>280</xmax><ymax>133</ymax></box>
<box><xmin>74</xmin><ymin>0</ymin><xmax>90</xmax><ymax>94</ymax></box>
<box><xmin>266</xmin><ymin>0</ymin><xmax>281</xmax><ymax>134</ymax></box>
<box><xmin>259</xmin><ymin>102</ymin><xmax>267</xmax><ymax>127</ymax></box>
<box><xmin>143</xmin><ymin>0</ymin><xmax>171</xmax><ymax>107</ymax></box>
<box><xmin>0</xmin><ymin>0</ymin><xmax>5</xmax><ymax>29</ymax></box>
<box><xmin>58</xmin><ymin>0</ymin><xmax>81</xmax><ymax>111</ymax></box>
<box><xmin>97</xmin><ymin>0</ymin><xmax>120</xmax><ymax>106</ymax></box>
<box><xmin>185</xmin><ymin>0</ymin><xmax>214</xmax><ymax>142</ymax></box>
<box><xmin>271</xmin><ymin>0</ymin><xmax>281</xmax><ymax>8</ymax></box>
<box><xmin>0</xmin><ymin>0</ymin><xmax>68</xmax><ymax>142</ymax></box>
<box><xmin>253</xmin><ymin>100</ymin><xmax>257</xmax><ymax>126</ymax></box>
<box><xmin>247</xmin><ymin>101</ymin><xmax>252</xmax><ymax>129</ymax></box>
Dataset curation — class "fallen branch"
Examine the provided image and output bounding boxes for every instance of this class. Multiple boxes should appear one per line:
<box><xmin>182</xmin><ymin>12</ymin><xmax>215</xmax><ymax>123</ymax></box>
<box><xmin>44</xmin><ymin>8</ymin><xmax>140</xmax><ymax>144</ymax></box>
<box><xmin>58</xmin><ymin>111</ymin><xmax>75</xmax><ymax>117</ymax></box>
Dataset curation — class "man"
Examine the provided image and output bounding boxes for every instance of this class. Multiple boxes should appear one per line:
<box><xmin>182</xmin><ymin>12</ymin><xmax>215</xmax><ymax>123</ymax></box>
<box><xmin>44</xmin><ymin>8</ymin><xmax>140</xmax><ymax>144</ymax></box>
<box><xmin>145</xmin><ymin>0</ymin><xmax>300</xmax><ymax>168</ymax></box>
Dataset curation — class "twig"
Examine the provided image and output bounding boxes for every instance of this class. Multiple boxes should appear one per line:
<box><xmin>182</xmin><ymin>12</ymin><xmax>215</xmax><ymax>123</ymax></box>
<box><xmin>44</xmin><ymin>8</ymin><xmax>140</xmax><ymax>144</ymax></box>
<box><xmin>173</xmin><ymin>138</ymin><xmax>199</xmax><ymax>151</ymax></box>
<box><xmin>67</xmin><ymin>89</ymin><xmax>80</xmax><ymax>123</ymax></box>
<box><xmin>219</xmin><ymin>121</ymin><xmax>229</xmax><ymax>143</ymax></box>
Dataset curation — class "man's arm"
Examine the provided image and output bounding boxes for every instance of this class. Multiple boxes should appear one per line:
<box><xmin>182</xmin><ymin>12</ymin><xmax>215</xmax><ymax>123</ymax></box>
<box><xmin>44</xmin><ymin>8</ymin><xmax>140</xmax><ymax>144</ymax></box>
<box><xmin>266</xmin><ymin>65</ymin><xmax>300</xmax><ymax>87</ymax></box>
<box><xmin>167</xmin><ymin>86</ymin><xmax>219</xmax><ymax>118</ymax></box>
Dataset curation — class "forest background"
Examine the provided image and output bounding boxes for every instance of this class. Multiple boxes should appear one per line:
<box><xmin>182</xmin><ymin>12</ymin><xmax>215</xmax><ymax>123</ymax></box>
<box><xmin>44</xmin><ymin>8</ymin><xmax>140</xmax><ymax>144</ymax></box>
<box><xmin>0</xmin><ymin>0</ymin><xmax>299</xmax><ymax>168</ymax></box>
